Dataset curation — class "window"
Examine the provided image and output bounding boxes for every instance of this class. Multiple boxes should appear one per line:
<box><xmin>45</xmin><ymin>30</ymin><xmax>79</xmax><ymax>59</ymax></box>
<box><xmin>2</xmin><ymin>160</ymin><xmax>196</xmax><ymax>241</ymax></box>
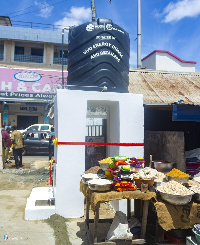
<box><xmin>26</xmin><ymin>132</ymin><xmax>39</xmax><ymax>140</ymax></box>
<box><xmin>41</xmin><ymin>125</ymin><xmax>49</xmax><ymax>131</ymax></box>
<box><xmin>28</xmin><ymin>125</ymin><xmax>39</xmax><ymax>131</ymax></box>
<box><xmin>15</xmin><ymin>46</ymin><xmax>24</xmax><ymax>55</ymax></box>
<box><xmin>31</xmin><ymin>48</ymin><xmax>43</xmax><ymax>56</ymax></box>
<box><xmin>41</xmin><ymin>133</ymin><xmax>47</xmax><ymax>140</ymax></box>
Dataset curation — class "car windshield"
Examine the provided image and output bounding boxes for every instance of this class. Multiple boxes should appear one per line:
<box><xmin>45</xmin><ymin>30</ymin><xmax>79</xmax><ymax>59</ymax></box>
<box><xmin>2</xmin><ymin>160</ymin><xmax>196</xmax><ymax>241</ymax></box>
<box><xmin>28</xmin><ymin>126</ymin><xmax>39</xmax><ymax>131</ymax></box>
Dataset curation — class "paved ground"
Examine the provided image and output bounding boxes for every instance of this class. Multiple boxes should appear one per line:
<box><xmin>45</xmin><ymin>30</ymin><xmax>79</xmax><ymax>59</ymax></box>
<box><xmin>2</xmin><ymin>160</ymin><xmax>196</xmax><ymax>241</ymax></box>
<box><xmin>0</xmin><ymin>156</ymin><xmax>114</xmax><ymax>245</ymax></box>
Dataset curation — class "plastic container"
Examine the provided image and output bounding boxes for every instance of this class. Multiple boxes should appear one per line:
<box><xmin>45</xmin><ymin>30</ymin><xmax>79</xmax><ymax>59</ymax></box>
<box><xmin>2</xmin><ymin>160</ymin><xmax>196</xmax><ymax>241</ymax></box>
<box><xmin>105</xmin><ymin>170</ymin><xmax>113</xmax><ymax>180</ymax></box>
<box><xmin>165</xmin><ymin>231</ymin><xmax>186</xmax><ymax>243</ymax></box>
<box><xmin>68</xmin><ymin>18</ymin><xmax>130</xmax><ymax>93</ymax></box>
<box><xmin>192</xmin><ymin>228</ymin><xmax>200</xmax><ymax>243</ymax></box>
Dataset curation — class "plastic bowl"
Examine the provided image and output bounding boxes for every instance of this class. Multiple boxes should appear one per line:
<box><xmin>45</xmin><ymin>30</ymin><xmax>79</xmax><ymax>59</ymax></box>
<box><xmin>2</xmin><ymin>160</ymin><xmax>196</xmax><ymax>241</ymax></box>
<box><xmin>193</xmin><ymin>228</ymin><xmax>200</xmax><ymax>243</ymax></box>
<box><xmin>165</xmin><ymin>231</ymin><xmax>186</xmax><ymax>243</ymax></box>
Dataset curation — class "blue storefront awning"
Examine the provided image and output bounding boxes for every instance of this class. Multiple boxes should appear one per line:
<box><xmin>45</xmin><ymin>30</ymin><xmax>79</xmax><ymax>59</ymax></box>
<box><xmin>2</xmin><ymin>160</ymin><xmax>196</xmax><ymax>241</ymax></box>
<box><xmin>172</xmin><ymin>105</ymin><xmax>200</xmax><ymax>121</ymax></box>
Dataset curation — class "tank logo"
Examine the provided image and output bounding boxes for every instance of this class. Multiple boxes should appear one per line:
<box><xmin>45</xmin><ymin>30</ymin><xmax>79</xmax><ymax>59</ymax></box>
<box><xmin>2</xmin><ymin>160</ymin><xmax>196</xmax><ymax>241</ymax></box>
<box><xmin>86</xmin><ymin>24</ymin><xmax>95</xmax><ymax>31</ymax></box>
<box><xmin>14</xmin><ymin>71</ymin><xmax>42</xmax><ymax>82</ymax></box>
<box><xmin>86</xmin><ymin>23</ymin><xmax>124</xmax><ymax>34</ymax></box>
<box><xmin>106</xmin><ymin>24</ymin><xmax>113</xmax><ymax>30</ymax></box>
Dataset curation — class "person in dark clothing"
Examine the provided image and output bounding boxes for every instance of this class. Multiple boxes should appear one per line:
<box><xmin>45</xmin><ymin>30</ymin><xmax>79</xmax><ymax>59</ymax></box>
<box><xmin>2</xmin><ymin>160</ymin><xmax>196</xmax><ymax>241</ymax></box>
<box><xmin>2</xmin><ymin>127</ymin><xmax>12</xmax><ymax>165</ymax></box>
<box><xmin>49</xmin><ymin>127</ymin><xmax>55</xmax><ymax>160</ymax></box>
<box><xmin>11</xmin><ymin>125</ymin><xmax>24</xmax><ymax>169</ymax></box>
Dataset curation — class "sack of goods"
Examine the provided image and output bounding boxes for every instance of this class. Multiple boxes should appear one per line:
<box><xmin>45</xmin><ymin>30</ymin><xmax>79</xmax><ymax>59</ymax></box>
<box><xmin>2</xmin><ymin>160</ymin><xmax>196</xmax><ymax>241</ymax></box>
<box><xmin>114</xmin><ymin>181</ymin><xmax>136</xmax><ymax>192</ymax></box>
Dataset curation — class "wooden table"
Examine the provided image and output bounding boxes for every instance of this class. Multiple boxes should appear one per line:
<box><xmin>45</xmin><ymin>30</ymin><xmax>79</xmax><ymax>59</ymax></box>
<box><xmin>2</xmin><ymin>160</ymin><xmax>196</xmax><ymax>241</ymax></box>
<box><xmin>80</xmin><ymin>181</ymin><xmax>156</xmax><ymax>244</ymax></box>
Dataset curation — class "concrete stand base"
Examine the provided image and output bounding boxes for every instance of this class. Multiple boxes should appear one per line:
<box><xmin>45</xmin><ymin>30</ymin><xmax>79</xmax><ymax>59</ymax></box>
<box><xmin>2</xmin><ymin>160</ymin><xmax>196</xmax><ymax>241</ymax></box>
<box><xmin>25</xmin><ymin>187</ymin><xmax>55</xmax><ymax>220</ymax></box>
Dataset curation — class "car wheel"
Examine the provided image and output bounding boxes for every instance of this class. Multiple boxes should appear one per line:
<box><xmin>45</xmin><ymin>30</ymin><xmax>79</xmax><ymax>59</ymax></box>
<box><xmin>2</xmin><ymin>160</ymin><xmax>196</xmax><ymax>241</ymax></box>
<box><xmin>22</xmin><ymin>148</ymin><xmax>27</xmax><ymax>156</ymax></box>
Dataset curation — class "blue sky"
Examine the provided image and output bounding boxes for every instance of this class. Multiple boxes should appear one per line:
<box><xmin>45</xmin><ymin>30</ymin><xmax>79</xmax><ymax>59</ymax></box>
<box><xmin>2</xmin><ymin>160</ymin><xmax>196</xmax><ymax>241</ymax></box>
<box><xmin>1</xmin><ymin>0</ymin><xmax>200</xmax><ymax>71</ymax></box>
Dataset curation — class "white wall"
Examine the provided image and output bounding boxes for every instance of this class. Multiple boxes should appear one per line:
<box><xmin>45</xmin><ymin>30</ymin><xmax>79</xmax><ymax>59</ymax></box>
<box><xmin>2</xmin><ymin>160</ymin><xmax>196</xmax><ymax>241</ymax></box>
<box><xmin>156</xmin><ymin>53</ymin><xmax>195</xmax><ymax>72</ymax></box>
<box><xmin>142</xmin><ymin>53</ymin><xmax>156</xmax><ymax>70</ymax></box>
<box><xmin>142</xmin><ymin>51</ymin><xmax>195</xmax><ymax>72</ymax></box>
<box><xmin>55</xmin><ymin>89</ymin><xmax>144</xmax><ymax>218</ymax></box>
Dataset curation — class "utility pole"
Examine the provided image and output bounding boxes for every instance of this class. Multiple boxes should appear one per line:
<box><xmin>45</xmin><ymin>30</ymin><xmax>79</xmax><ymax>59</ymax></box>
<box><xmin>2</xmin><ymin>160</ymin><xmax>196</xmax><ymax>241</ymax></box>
<box><xmin>137</xmin><ymin>0</ymin><xmax>141</xmax><ymax>68</ymax></box>
<box><xmin>91</xmin><ymin>0</ymin><xmax>96</xmax><ymax>22</ymax></box>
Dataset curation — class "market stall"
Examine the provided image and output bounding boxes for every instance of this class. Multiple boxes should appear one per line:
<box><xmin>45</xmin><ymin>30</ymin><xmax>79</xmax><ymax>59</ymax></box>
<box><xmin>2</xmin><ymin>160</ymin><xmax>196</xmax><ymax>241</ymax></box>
<box><xmin>80</xmin><ymin>181</ymin><xmax>155</xmax><ymax>244</ymax></box>
<box><xmin>80</xmin><ymin>156</ymin><xmax>200</xmax><ymax>244</ymax></box>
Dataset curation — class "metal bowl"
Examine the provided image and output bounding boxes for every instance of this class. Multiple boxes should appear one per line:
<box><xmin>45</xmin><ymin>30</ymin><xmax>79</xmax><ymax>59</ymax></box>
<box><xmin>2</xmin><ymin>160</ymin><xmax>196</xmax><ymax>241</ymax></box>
<box><xmin>154</xmin><ymin>161</ymin><xmax>175</xmax><ymax>173</ymax></box>
<box><xmin>158</xmin><ymin>191</ymin><xmax>193</xmax><ymax>205</ymax></box>
<box><xmin>88</xmin><ymin>179</ymin><xmax>113</xmax><ymax>192</ymax></box>
<box><xmin>81</xmin><ymin>173</ymin><xmax>104</xmax><ymax>184</ymax></box>
<box><xmin>167</xmin><ymin>176</ymin><xmax>190</xmax><ymax>184</ymax></box>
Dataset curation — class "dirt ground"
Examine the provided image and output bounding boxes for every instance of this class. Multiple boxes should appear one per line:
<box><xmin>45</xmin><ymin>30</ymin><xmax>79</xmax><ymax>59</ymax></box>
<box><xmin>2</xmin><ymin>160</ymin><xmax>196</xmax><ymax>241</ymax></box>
<box><xmin>0</xmin><ymin>159</ymin><xmax>116</xmax><ymax>245</ymax></box>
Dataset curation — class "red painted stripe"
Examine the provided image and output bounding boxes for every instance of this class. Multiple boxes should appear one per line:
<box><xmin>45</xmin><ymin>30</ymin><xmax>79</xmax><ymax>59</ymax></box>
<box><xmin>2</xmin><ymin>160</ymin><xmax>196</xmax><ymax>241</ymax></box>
<box><xmin>57</xmin><ymin>142</ymin><xmax>144</xmax><ymax>146</ymax></box>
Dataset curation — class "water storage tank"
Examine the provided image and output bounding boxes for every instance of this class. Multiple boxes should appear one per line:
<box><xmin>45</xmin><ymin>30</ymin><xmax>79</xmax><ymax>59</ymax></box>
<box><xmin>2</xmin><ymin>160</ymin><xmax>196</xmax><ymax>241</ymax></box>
<box><xmin>67</xmin><ymin>18</ymin><xmax>130</xmax><ymax>93</ymax></box>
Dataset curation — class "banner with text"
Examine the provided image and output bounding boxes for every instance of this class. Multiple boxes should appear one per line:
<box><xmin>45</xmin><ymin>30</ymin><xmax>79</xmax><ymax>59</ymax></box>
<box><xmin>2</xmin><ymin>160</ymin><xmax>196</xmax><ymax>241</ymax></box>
<box><xmin>0</xmin><ymin>67</ymin><xmax>68</xmax><ymax>100</ymax></box>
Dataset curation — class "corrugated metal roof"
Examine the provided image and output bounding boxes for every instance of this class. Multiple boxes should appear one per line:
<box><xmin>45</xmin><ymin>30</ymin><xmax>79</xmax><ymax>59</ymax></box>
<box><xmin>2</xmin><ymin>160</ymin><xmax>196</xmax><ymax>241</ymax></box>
<box><xmin>128</xmin><ymin>68</ymin><xmax>200</xmax><ymax>105</ymax></box>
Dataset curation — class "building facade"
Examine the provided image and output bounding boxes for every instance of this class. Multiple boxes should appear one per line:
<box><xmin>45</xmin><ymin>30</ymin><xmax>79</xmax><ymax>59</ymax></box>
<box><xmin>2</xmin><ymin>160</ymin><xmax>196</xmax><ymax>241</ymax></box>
<box><xmin>0</xmin><ymin>16</ymin><xmax>68</xmax><ymax>129</ymax></box>
<box><xmin>141</xmin><ymin>50</ymin><xmax>196</xmax><ymax>72</ymax></box>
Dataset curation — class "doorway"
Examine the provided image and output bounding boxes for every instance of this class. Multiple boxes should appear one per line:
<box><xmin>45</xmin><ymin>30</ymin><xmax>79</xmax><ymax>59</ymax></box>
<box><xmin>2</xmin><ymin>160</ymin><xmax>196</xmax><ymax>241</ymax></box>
<box><xmin>17</xmin><ymin>116</ymin><xmax>38</xmax><ymax>130</ymax></box>
<box><xmin>85</xmin><ymin>104</ymin><xmax>108</xmax><ymax>171</ymax></box>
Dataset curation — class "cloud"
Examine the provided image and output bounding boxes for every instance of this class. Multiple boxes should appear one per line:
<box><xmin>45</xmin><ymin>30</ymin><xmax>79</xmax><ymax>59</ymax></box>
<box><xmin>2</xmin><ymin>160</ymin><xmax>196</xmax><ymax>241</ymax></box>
<box><xmin>162</xmin><ymin>0</ymin><xmax>200</xmax><ymax>23</ymax></box>
<box><xmin>34</xmin><ymin>1</ymin><xmax>54</xmax><ymax>18</ymax></box>
<box><xmin>54</xmin><ymin>6</ymin><xmax>91</xmax><ymax>28</ymax></box>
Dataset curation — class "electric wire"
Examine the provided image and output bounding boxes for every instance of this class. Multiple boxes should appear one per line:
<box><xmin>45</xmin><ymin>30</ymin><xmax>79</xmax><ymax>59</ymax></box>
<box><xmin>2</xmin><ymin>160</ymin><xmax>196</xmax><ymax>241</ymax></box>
<box><xmin>7</xmin><ymin>0</ymin><xmax>68</xmax><ymax>18</ymax></box>
<box><xmin>5</xmin><ymin>0</ymin><xmax>56</xmax><ymax>16</ymax></box>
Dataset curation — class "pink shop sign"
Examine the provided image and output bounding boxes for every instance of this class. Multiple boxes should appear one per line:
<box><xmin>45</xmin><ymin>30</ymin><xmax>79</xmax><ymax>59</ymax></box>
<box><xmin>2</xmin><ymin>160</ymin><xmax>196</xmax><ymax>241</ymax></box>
<box><xmin>0</xmin><ymin>67</ymin><xmax>68</xmax><ymax>94</ymax></box>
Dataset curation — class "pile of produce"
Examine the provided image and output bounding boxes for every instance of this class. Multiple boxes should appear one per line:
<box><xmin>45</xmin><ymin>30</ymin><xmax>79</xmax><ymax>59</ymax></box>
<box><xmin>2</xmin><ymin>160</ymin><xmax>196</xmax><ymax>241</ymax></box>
<box><xmin>157</xmin><ymin>180</ymin><xmax>193</xmax><ymax>195</ymax></box>
<box><xmin>189</xmin><ymin>185</ymin><xmax>200</xmax><ymax>194</ymax></box>
<box><xmin>193</xmin><ymin>172</ymin><xmax>200</xmax><ymax>183</ymax></box>
<box><xmin>99</xmin><ymin>157</ymin><xmax>113</xmax><ymax>164</ymax></box>
<box><xmin>132</xmin><ymin>167</ymin><xmax>165</xmax><ymax>180</ymax></box>
<box><xmin>129</xmin><ymin>157</ymin><xmax>146</xmax><ymax>169</ymax></box>
<box><xmin>166</xmin><ymin>168</ymin><xmax>190</xmax><ymax>177</ymax></box>
<box><xmin>99</xmin><ymin>155</ymin><xmax>141</xmax><ymax>191</ymax></box>
<box><xmin>114</xmin><ymin>181</ymin><xmax>136</xmax><ymax>192</ymax></box>
<box><xmin>85</xmin><ymin>166</ymin><xmax>104</xmax><ymax>174</ymax></box>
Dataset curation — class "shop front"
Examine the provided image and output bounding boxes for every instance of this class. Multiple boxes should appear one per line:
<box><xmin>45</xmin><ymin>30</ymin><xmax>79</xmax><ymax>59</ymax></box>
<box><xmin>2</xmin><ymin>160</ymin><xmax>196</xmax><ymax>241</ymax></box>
<box><xmin>0</xmin><ymin>66</ymin><xmax>67</xmax><ymax>129</ymax></box>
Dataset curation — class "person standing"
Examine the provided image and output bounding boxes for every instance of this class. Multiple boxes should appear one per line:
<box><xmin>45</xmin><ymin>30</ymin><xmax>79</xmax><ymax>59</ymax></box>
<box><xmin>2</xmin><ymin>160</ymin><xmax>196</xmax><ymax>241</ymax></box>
<box><xmin>49</xmin><ymin>127</ymin><xmax>55</xmax><ymax>160</ymax></box>
<box><xmin>11</xmin><ymin>125</ymin><xmax>24</xmax><ymax>169</ymax></box>
<box><xmin>2</xmin><ymin>127</ymin><xmax>12</xmax><ymax>165</ymax></box>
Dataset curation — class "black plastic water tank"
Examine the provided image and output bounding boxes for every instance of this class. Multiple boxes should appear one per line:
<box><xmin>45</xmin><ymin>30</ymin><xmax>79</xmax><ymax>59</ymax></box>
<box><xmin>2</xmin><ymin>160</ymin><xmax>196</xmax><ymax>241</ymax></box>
<box><xmin>67</xmin><ymin>18</ymin><xmax>130</xmax><ymax>92</ymax></box>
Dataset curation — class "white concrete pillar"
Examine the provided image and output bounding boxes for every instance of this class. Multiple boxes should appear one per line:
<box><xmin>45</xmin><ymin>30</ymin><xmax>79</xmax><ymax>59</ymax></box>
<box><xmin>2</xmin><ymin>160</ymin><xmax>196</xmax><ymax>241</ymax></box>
<box><xmin>43</xmin><ymin>43</ymin><xmax>54</xmax><ymax>65</ymax></box>
<box><xmin>4</xmin><ymin>40</ymin><xmax>14</xmax><ymax>62</ymax></box>
<box><xmin>54</xmin><ymin>90</ymin><xmax>144</xmax><ymax>218</ymax></box>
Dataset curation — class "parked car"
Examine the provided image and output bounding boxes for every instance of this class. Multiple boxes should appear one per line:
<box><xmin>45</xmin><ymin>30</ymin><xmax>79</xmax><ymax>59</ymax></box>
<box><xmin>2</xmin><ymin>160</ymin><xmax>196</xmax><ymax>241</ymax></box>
<box><xmin>22</xmin><ymin>131</ymin><xmax>50</xmax><ymax>155</ymax></box>
<box><xmin>19</xmin><ymin>124</ymin><xmax>53</xmax><ymax>134</ymax></box>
